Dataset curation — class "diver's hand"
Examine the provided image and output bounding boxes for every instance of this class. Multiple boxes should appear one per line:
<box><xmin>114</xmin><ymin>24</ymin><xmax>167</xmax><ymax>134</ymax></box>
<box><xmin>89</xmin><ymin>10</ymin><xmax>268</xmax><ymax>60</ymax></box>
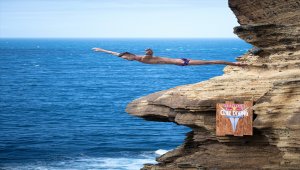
<box><xmin>92</xmin><ymin>47</ymin><xmax>105</xmax><ymax>52</ymax></box>
<box><xmin>92</xmin><ymin>48</ymin><xmax>120</xmax><ymax>56</ymax></box>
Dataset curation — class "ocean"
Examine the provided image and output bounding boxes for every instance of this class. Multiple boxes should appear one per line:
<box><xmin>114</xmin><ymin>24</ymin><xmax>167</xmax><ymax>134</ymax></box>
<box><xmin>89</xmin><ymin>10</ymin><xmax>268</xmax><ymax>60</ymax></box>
<box><xmin>0</xmin><ymin>38</ymin><xmax>251</xmax><ymax>170</ymax></box>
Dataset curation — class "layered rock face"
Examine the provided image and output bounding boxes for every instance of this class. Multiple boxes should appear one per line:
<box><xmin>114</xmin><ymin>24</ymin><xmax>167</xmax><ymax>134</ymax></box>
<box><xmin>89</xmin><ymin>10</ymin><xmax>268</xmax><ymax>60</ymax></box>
<box><xmin>231</xmin><ymin>0</ymin><xmax>300</xmax><ymax>54</ymax></box>
<box><xmin>126</xmin><ymin>0</ymin><xmax>300</xmax><ymax>169</ymax></box>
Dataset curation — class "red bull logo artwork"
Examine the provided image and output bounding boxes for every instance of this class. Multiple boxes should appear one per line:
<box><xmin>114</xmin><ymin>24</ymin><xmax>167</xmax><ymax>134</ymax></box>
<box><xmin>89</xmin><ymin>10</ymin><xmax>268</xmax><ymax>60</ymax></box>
<box><xmin>216</xmin><ymin>101</ymin><xmax>253</xmax><ymax>136</ymax></box>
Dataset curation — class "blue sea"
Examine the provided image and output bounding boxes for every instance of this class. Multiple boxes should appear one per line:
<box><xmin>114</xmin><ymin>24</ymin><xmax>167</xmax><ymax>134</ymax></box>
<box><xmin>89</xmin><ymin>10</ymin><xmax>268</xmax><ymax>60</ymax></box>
<box><xmin>0</xmin><ymin>38</ymin><xmax>251</xmax><ymax>170</ymax></box>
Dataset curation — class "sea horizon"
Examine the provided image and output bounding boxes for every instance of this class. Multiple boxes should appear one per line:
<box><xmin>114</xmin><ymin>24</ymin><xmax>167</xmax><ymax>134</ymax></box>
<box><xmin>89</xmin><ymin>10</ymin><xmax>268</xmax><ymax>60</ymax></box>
<box><xmin>0</xmin><ymin>37</ymin><xmax>241</xmax><ymax>40</ymax></box>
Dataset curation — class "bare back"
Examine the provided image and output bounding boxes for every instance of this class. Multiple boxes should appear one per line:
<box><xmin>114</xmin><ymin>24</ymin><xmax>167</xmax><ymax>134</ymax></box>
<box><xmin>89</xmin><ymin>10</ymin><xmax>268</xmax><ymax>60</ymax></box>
<box><xmin>137</xmin><ymin>55</ymin><xmax>182</xmax><ymax>65</ymax></box>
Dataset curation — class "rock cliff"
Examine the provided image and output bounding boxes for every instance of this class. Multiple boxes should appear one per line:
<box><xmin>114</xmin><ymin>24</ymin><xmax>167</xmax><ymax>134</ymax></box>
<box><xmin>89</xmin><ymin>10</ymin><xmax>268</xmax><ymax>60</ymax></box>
<box><xmin>126</xmin><ymin>0</ymin><xmax>300</xmax><ymax>169</ymax></box>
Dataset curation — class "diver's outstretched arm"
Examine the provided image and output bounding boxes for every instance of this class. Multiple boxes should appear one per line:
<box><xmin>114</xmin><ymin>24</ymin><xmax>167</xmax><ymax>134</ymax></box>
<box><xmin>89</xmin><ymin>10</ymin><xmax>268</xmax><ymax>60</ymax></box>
<box><xmin>92</xmin><ymin>48</ymin><xmax>120</xmax><ymax>56</ymax></box>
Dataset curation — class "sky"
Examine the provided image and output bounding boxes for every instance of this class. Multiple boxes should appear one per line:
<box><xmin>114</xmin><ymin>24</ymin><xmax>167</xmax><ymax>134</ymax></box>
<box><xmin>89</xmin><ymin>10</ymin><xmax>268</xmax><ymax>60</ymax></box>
<box><xmin>0</xmin><ymin>0</ymin><xmax>239</xmax><ymax>38</ymax></box>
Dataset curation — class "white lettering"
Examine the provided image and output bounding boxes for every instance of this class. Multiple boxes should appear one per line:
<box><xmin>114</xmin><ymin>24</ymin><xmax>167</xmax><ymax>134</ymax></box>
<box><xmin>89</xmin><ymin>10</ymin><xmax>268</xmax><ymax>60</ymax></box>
<box><xmin>219</xmin><ymin>107</ymin><xmax>249</xmax><ymax>117</ymax></box>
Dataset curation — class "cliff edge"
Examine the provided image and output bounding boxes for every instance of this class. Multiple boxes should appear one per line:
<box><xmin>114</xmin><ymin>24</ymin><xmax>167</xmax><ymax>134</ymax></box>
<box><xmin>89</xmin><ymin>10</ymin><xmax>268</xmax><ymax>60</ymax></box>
<box><xmin>126</xmin><ymin>0</ymin><xmax>300</xmax><ymax>169</ymax></box>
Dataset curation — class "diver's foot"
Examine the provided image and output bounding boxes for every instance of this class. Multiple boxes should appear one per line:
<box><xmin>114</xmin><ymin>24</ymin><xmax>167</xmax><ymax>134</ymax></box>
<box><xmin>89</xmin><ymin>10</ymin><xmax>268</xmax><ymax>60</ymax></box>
<box><xmin>234</xmin><ymin>62</ymin><xmax>248</xmax><ymax>66</ymax></box>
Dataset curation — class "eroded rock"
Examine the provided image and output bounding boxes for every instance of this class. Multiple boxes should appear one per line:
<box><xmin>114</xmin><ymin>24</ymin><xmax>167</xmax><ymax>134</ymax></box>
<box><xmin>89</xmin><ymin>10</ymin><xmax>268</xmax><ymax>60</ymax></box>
<box><xmin>126</xmin><ymin>0</ymin><xmax>300</xmax><ymax>169</ymax></box>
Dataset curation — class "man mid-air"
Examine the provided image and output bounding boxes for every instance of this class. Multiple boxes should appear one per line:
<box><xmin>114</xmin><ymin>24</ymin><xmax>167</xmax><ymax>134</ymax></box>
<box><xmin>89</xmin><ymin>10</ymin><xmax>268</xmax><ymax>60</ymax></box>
<box><xmin>92</xmin><ymin>48</ymin><xmax>247</xmax><ymax>66</ymax></box>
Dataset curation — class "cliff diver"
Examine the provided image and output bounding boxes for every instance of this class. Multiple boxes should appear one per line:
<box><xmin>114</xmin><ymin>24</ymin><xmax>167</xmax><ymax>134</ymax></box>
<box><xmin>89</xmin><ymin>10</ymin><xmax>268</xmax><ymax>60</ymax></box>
<box><xmin>92</xmin><ymin>48</ymin><xmax>247</xmax><ymax>66</ymax></box>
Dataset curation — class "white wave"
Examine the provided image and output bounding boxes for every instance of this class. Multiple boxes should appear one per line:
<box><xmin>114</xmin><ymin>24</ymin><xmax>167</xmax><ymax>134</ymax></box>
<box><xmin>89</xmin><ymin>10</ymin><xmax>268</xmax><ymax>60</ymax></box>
<box><xmin>2</xmin><ymin>156</ymin><xmax>157</xmax><ymax>170</ymax></box>
<box><xmin>155</xmin><ymin>149</ymin><xmax>169</xmax><ymax>156</ymax></box>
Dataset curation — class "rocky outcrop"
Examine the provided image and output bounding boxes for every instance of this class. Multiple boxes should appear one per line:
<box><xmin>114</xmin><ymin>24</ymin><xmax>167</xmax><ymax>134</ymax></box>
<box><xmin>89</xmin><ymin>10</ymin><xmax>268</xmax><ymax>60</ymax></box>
<box><xmin>230</xmin><ymin>0</ymin><xmax>300</xmax><ymax>54</ymax></box>
<box><xmin>126</xmin><ymin>0</ymin><xmax>300</xmax><ymax>169</ymax></box>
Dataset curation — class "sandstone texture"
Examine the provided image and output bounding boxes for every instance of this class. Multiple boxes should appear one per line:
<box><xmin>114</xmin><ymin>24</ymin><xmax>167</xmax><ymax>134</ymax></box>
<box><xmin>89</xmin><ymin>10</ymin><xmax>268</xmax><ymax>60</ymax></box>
<box><xmin>126</xmin><ymin>0</ymin><xmax>300</xmax><ymax>169</ymax></box>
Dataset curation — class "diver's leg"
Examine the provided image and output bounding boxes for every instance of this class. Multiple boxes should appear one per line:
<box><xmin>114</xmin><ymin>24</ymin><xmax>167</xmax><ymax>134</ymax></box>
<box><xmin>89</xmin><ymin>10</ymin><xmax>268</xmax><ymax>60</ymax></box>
<box><xmin>189</xmin><ymin>59</ymin><xmax>247</xmax><ymax>66</ymax></box>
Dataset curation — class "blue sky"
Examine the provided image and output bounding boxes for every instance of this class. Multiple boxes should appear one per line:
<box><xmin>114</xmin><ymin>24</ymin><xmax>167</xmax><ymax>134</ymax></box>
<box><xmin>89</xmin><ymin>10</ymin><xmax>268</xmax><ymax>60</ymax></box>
<box><xmin>0</xmin><ymin>0</ymin><xmax>239</xmax><ymax>38</ymax></box>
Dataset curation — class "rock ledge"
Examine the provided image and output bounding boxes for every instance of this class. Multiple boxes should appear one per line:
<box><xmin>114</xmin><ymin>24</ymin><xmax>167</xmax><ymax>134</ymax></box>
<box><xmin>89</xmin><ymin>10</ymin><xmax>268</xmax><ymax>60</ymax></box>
<box><xmin>127</xmin><ymin>0</ymin><xmax>300</xmax><ymax>169</ymax></box>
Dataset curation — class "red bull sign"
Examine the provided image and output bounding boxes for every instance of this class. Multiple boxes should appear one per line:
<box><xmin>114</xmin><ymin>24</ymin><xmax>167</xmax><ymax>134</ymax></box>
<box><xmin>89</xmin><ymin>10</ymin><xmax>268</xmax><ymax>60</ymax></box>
<box><xmin>216</xmin><ymin>101</ymin><xmax>253</xmax><ymax>136</ymax></box>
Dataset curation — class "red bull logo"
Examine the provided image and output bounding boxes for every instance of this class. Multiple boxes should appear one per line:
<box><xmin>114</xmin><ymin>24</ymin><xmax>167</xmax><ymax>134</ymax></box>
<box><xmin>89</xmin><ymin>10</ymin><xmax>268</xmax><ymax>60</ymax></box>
<box><xmin>216</xmin><ymin>101</ymin><xmax>253</xmax><ymax>136</ymax></box>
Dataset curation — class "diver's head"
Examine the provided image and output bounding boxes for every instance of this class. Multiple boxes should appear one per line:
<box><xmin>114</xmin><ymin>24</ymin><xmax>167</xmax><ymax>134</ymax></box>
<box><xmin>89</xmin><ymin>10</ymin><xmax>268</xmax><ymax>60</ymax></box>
<box><xmin>145</xmin><ymin>48</ymin><xmax>153</xmax><ymax>56</ymax></box>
